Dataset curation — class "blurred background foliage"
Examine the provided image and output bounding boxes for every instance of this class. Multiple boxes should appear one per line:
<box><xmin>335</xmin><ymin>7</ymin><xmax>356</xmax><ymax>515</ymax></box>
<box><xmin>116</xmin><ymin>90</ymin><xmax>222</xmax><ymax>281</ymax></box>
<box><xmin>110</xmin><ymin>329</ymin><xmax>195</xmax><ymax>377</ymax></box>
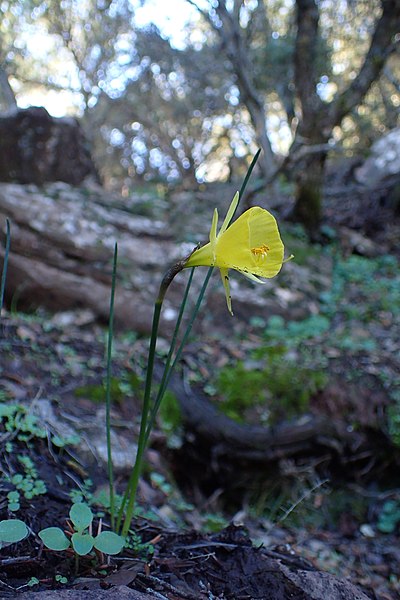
<box><xmin>0</xmin><ymin>0</ymin><xmax>398</xmax><ymax>193</ymax></box>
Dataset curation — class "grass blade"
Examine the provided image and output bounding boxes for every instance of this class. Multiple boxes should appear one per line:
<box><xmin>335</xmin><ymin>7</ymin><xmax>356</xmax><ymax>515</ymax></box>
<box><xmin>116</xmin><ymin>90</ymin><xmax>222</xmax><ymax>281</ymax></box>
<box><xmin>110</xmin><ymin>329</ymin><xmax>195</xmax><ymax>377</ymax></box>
<box><xmin>105</xmin><ymin>242</ymin><xmax>118</xmax><ymax>529</ymax></box>
<box><xmin>0</xmin><ymin>218</ymin><xmax>11</xmax><ymax>313</ymax></box>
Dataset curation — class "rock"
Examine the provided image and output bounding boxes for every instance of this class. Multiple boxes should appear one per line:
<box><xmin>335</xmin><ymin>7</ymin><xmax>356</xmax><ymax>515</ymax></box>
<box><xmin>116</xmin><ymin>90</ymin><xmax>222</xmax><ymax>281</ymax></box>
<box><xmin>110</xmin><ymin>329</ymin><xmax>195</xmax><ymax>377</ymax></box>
<box><xmin>0</xmin><ymin>182</ymin><xmax>178</xmax><ymax>336</ymax></box>
<box><xmin>4</xmin><ymin>564</ymin><xmax>371</xmax><ymax>600</ymax></box>
<box><xmin>6</xmin><ymin>586</ymin><xmax>158</xmax><ymax>599</ymax></box>
<box><xmin>355</xmin><ymin>127</ymin><xmax>400</xmax><ymax>187</ymax></box>
<box><xmin>0</xmin><ymin>180</ymin><xmax>317</xmax><ymax>336</ymax></box>
<box><xmin>0</xmin><ymin>106</ymin><xmax>99</xmax><ymax>185</ymax></box>
<box><xmin>278</xmin><ymin>564</ymin><xmax>371</xmax><ymax>600</ymax></box>
<box><xmin>339</xmin><ymin>227</ymin><xmax>382</xmax><ymax>257</ymax></box>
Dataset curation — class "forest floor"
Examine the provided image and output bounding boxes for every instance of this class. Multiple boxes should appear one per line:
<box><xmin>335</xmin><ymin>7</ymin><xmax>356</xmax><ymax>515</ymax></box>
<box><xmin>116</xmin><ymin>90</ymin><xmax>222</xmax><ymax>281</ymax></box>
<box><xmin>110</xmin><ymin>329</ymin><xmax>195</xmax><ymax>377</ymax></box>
<box><xmin>0</xmin><ymin>179</ymin><xmax>400</xmax><ymax>599</ymax></box>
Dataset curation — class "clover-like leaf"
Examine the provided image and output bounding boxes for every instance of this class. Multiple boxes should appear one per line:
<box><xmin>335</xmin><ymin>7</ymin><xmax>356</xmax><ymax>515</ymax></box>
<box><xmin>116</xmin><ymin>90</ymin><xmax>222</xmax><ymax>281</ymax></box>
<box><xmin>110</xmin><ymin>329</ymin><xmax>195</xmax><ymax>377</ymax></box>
<box><xmin>0</xmin><ymin>519</ymin><xmax>29</xmax><ymax>547</ymax></box>
<box><xmin>94</xmin><ymin>531</ymin><xmax>125</xmax><ymax>555</ymax></box>
<box><xmin>69</xmin><ymin>503</ymin><xmax>93</xmax><ymax>532</ymax></box>
<box><xmin>39</xmin><ymin>527</ymin><xmax>70</xmax><ymax>551</ymax></box>
<box><xmin>71</xmin><ymin>532</ymin><xmax>94</xmax><ymax>556</ymax></box>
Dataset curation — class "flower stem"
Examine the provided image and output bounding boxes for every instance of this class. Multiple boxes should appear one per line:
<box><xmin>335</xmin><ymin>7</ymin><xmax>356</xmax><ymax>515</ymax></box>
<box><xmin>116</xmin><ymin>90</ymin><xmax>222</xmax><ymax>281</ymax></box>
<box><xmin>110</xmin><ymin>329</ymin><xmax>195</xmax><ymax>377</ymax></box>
<box><xmin>105</xmin><ymin>242</ymin><xmax>118</xmax><ymax>530</ymax></box>
<box><xmin>117</xmin><ymin>150</ymin><xmax>261</xmax><ymax>536</ymax></box>
<box><xmin>0</xmin><ymin>218</ymin><xmax>11</xmax><ymax>313</ymax></box>
<box><xmin>118</xmin><ymin>259</ymin><xmax>186</xmax><ymax>537</ymax></box>
<box><xmin>144</xmin><ymin>267</ymin><xmax>195</xmax><ymax>444</ymax></box>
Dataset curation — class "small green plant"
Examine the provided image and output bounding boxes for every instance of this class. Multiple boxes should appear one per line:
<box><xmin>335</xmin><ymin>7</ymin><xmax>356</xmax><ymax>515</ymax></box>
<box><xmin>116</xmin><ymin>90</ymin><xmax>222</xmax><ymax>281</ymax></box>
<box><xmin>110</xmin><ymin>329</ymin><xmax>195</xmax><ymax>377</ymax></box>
<box><xmin>9</xmin><ymin>454</ymin><xmax>47</xmax><ymax>501</ymax></box>
<box><xmin>377</xmin><ymin>500</ymin><xmax>400</xmax><ymax>534</ymax></box>
<box><xmin>1</xmin><ymin>403</ymin><xmax>80</xmax><ymax>448</ymax></box>
<box><xmin>202</xmin><ymin>513</ymin><xmax>229</xmax><ymax>533</ymax></box>
<box><xmin>69</xmin><ymin>478</ymin><xmax>94</xmax><ymax>505</ymax></box>
<box><xmin>0</xmin><ymin>404</ymin><xmax>47</xmax><ymax>443</ymax></box>
<box><xmin>75</xmin><ymin>373</ymin><xmax>142</xmax><ymax>405</ymax></box>
<box><xmin>38</xmin><ymin>503</ymin><xmax>125</xmax><ymax>556</ymax></box>
<box><xmin>158</xmin><ymin>390</ymin><xmax>182</xmax><ymax>434</ymax></box>
<box><xmin>0</xmin><ymin>519</ymin><xmax>29</xmax><ymax>548</ymax></box>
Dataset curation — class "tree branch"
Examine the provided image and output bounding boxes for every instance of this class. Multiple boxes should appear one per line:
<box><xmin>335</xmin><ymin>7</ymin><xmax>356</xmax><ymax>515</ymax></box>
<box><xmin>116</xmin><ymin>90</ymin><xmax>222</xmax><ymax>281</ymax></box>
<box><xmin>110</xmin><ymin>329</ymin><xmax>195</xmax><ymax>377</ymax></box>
<box><xmin>0</xmin><ymin>66</ymin><xmax>17</xmax><ymax>111</ymax></box>
<box><xmin>294</xmin><ymin>0</ymin><xmax>324</xmax><ymax>134</ymax></box>
<box><xmin>329</xmin><ymin>0</ymin><xmax>400</xmax><ymax>127</ymax></box>
<box><xmin>185</xmin><ymin>0</ymin><xmax>215</xmax><ymax>28</ymax></box>
<box><xmin>383</xmin><ymin>62</ymin><xmax>400</xmax><ymax>91</ymax></box>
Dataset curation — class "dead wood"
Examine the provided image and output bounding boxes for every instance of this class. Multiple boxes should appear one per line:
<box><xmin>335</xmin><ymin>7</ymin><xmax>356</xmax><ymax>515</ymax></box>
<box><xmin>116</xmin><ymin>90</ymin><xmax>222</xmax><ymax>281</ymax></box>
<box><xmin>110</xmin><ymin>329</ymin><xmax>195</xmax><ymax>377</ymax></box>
<box><xmin>163</xmin><ymin>367</ymin><xmax>389</xmax><ymax>492</ymax></box>
<box><xmin>0</xmin><ymin>182</ymin><xmax>179</xmax><ymax>335</ymax></box>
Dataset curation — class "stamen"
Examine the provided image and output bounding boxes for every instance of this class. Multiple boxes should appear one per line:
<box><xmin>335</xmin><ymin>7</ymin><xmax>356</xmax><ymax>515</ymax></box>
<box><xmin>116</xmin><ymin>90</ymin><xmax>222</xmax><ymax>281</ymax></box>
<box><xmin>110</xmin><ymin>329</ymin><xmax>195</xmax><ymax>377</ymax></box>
<box><xmin>251</xmin><ymin>244</ymin><xmax>270</xmax><ymax>259</ymax></box>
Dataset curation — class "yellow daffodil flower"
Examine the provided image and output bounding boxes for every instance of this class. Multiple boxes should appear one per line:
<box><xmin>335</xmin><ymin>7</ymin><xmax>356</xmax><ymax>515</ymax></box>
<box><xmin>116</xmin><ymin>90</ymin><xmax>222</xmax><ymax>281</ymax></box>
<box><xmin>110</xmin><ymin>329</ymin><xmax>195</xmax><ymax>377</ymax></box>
<box><xmin>185</xmin><ymin>192</ymin><xmax>287</xmax><ymax>315</ymax></box>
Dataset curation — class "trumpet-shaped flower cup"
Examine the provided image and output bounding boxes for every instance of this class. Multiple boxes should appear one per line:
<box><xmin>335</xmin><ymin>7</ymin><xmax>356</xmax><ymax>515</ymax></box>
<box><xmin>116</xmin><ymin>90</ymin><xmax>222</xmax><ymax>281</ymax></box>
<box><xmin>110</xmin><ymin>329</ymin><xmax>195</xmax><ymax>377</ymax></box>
<box><xmin>185</xmin><ymin>193</ymin><xmax>285</xmax><ymax>314</ymax></box>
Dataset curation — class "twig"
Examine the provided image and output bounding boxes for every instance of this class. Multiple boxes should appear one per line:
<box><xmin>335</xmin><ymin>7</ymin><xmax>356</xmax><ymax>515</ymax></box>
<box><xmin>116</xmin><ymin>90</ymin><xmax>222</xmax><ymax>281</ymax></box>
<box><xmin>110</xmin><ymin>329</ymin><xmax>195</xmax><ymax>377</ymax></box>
<box><xmin>141</xmin><ymin>574</ymin><xmax>202</xmax><ymax>600</ymax></box>
<box><xmin>0</xmin><ymin>577</ymin><xmax>16</xmax><ymax>591</ymax></box>
<box><xmin>275</xmin><ymin>478</ymin><xmax>329</xmax><ymax>527</ymax></box>
<box><xmin>0</xmin><ymin>555</ymin><xmax>38</xmax><ymax>566</ymax></box>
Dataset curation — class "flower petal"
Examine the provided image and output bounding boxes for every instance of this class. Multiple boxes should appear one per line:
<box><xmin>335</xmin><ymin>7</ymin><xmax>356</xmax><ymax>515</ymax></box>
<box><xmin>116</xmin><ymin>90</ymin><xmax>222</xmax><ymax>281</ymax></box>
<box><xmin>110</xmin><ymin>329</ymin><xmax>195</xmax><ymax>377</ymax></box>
<box><xmin>215</xmin><ymin>207</ymin><xmax>284</xmax><ymax>278</ymax></box>
<box><xmin>219</xmin><ymin>267</ymin><xmax>233</xmax><ymax>315</ymax></box>
<box><xmin>220</xmin><ymin>191</ymin><xmax>239</xmax><ymax>235</ymax></box>
<box><xmin>210</xmin><ymin>208</ymin><xmax>218</xmax><ymax>246</ymax></box>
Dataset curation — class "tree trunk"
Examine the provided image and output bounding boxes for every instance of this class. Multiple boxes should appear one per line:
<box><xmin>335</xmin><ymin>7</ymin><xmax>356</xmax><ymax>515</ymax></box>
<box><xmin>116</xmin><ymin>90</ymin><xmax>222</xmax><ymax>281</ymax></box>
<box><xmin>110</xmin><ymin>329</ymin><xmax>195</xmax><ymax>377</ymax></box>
<box><xmin>292</xmin><ymin>0</ymin><xmax>325</xmax><ymax>236</ymax></box>
<box><xmin>292</xmin><ymin>0</ymin><xmax>400</xmax><ymax>237</ymax></box>
<box><xmin>0</xmin><ymin>67</ymin><xmax>17</xmax><ymax>112</ymax></box>
<box><xmin>293</xmin><ymin>150</ymin><xmax>327</xmax><ymax>239</ymax></box>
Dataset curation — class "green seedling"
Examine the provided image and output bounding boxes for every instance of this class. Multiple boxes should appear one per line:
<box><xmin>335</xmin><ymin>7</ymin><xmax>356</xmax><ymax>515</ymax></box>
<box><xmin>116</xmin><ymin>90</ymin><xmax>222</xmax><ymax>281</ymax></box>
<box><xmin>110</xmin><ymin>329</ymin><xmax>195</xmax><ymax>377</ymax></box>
<box><xmin>7</xmin><ymin>490</ymin><xmax>21</xmax><ymax>512</ymax></box>
<box><xmin>0</xmin><ymin>404</ymin><xmax>47</xmax><ymax>442</ymax></box>
<box><xmin>377</xmin><ymin>500</ymin><xmax>400</xmax><ymax>534</ymax></box>
<box><xmin>10</xmin><ymin>455</ymin><xmax>47</xmax><ymax>501</ymax></box>
<box><xmin>0</xmin><ymin>519</ymin><xmax>29</xmax><ymax>548</ymax></box>
<box><xmin>39</xmin><ymin>503</ymin><xmax>125</xmax><ymax>556</ymax></box>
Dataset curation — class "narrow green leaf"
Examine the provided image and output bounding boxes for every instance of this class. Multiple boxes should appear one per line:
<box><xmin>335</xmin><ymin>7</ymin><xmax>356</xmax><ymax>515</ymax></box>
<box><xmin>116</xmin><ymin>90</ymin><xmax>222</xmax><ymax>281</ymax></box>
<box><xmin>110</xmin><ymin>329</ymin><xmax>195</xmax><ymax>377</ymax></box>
<box><xmin>105</xmin><ymin>242</ymin><xmax>118</xmax><ymax>529</ymax></box>
<box><xmin>0</xmin><ymin>218</ymin><xmax>11</xmax><ymax>312</ymax></box>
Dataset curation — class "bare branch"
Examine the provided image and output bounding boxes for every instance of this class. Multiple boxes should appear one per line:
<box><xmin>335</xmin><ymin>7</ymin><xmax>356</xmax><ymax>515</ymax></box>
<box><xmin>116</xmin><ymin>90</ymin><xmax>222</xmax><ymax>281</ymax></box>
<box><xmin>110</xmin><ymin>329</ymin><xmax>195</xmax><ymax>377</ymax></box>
<box><xmin>294</xmin><ymin>0</ymin><xmax>324</xmax><ymax>132</ymax></box>
<box><xmin>383</xmin><ymin>63</ymin><xmax>400</xmax><ymax>91</ymax></box>
<box><xmin>232</xmin><ymin>0</ymin><xmax>244</xmax><ymax>23</ymax></box>
<box><xmin>329</xmin><ymin>0</ymin><xmax>400</xmax><ymax>127</ymax></box>
<box><xmin>185</xmin><ymin>0</ymin><xmax>215</xmax><ymax>28</ymax></box>
<box><xmin>0</xmin><ymin>66</ymin><xmax>17</xmax><ymax>111</ymax></box>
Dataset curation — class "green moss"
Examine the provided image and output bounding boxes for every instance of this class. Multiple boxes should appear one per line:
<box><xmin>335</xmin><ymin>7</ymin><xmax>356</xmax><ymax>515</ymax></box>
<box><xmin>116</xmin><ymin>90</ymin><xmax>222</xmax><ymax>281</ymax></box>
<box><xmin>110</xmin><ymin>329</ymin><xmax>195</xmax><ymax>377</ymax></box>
<box><xmin>158</xmin><ymin>390</ymin><xmax>182</xmax><ymax>432</ymax></box>
<box><xmin>215</xmin><ymin>353</ymin><xmax>328</xmax><ymax>425</ymax></box>
<box><xmin>74</xmin><ymin>372</ymin><xmax>143</xmax><ymax>404</ymax></box>
<box><xmin>293</xmin><ymin>180</ymin><xmax>322</xmax><ymax>237</ymax></box>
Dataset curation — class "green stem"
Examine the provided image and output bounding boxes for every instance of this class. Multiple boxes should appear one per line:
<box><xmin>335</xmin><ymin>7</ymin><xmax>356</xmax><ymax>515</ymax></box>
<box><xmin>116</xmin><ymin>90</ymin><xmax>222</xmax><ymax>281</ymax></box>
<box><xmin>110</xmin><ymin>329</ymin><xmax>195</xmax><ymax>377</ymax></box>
<box><xmin>146</xmin><ymin>267</ymin><xmax>213</xmax><ymax>438</ymax></box>
<box><xmin>143</xmin><ymin>150</ymin><xmax>262</xmax><ymax>443</ymax></box>
<box><xmin>144</xmin><ymin>268</ymin><xmax>195</xmax><ymax>444</ymax></box>
<box><xmin>0</xmin><ymin>219</ymin><xmax>11</xmax><ymax>313</ymax></box>
<box><xmin>119</xmin><ymin>259</ymin><xmax>186</xmax><ymax>537</ymax></box>
<box><xmin>117</xmin><ymin>150</ymin><xmax>261</xmax><ymax>536</ymax></box>
<box><xmin>105</xmin><ymin>242</ymin><xmax>118</xmax><ymax>530</ymax></box>
<box><xmin>146</xmin><ymin>150</ymin><xmax>262</xmax><ymax>414</ymax></box>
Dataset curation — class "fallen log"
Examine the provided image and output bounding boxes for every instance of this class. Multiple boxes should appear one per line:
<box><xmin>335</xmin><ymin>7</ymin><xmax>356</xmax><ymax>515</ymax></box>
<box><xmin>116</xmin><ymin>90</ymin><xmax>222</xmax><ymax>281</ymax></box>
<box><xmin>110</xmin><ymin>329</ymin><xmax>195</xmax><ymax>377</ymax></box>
<box><xmin>162</xmin><ymin>366</ymin><xmax>395</xmax><ymax>493</ymax></box>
